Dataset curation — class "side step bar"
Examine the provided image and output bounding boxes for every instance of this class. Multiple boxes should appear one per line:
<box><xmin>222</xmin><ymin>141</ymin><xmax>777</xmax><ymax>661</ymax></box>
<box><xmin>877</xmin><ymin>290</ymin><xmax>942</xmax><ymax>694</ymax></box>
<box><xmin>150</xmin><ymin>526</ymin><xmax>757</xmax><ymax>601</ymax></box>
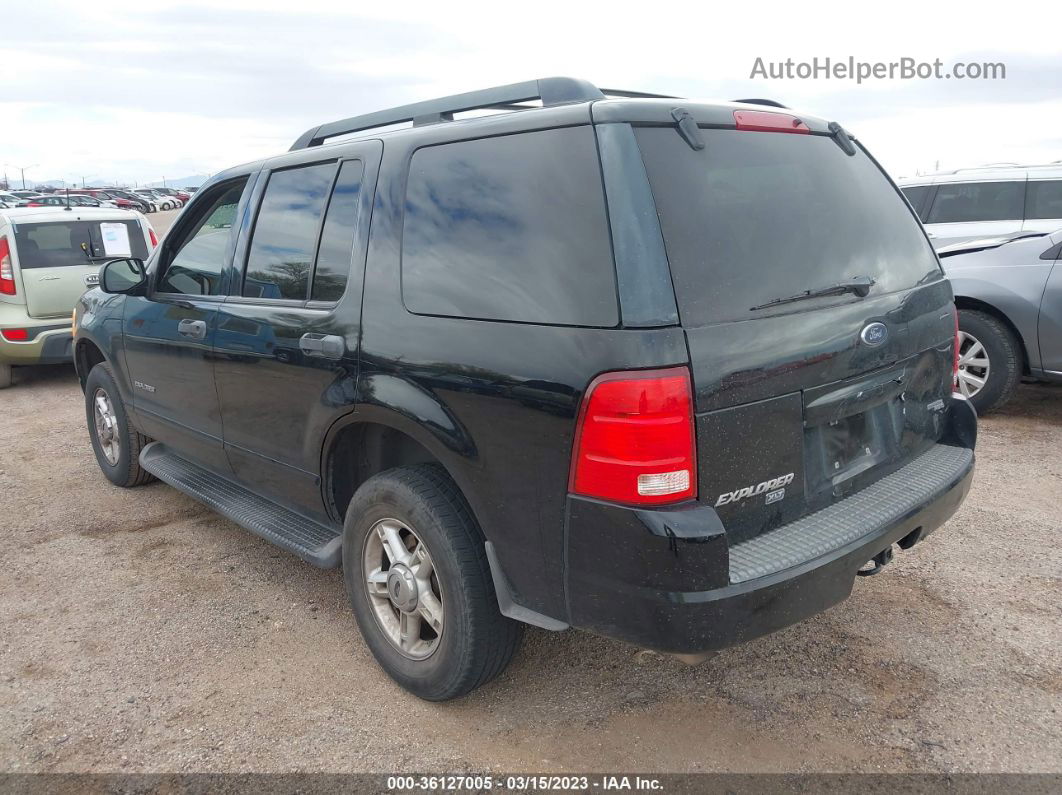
<box><xmin>139</xmin><ymin>443</ymin><xmax>342</xmax><ymax>568</ymax></box>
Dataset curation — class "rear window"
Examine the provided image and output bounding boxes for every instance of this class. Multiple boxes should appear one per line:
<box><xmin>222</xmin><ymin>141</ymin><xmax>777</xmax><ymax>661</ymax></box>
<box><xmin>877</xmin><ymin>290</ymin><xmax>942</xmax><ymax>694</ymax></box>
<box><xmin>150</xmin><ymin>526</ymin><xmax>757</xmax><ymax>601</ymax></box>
<box><xmin>635</xmin><ymin>127</ymin><xmax>940</xmax><ymax>325</ymax></box>
<box><xmin>12</xmin><ymin>220</ymin><xmax>148</xmax><ymax>269</ymax></box>
<box><xmin>927</xmin><ymin>181</ymin><xmax>1025</xmax><ymax>223</ymax></box>
<box><xmin>401</xmin><ymin>127</ymin><xmax>618</xmax><ymax>326</ymax></box>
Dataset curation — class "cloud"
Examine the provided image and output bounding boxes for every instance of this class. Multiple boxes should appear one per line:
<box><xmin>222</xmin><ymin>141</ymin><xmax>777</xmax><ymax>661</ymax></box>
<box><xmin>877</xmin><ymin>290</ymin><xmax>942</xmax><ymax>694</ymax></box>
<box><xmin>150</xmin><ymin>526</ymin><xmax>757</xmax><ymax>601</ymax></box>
<box><xmin>2</xmin><ymin>0</ymin><xmax>1060</xmax><ymax>183</ymax></box>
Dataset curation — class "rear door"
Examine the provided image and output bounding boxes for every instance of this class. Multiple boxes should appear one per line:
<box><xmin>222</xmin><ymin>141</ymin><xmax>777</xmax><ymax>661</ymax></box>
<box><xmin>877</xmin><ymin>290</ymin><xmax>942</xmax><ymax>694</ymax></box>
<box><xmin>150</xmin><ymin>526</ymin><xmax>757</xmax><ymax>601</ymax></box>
<box><xmin>923</xmin><ymin>179</ymin><xmax>1026</xmax><ymax>248</ymax></box>
<box><xmin>635</xmin><ymin>122</ymin><xmax>954</xmax><ymax>544</ymax></box>
<box><xmin>11</xmin><ymin>216</ymin><xmax>150</xmax><ymax>318</ymax></box>
<box><xmin>213</xmin><ymin>143</ymin><xmax>380</xmax><ymax>519</ymax></box>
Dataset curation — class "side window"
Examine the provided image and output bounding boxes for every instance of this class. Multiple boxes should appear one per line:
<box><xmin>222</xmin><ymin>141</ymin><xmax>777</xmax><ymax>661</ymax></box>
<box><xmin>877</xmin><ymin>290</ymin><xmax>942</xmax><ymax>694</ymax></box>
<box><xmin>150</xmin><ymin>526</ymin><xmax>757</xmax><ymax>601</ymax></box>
<box><xmin>901</xmin><ymin>186</ymin><xmax>931</xmax><ymax>221</ymax></box>
<box><xmin>157</xmin><ymin>179</ymin><xmax>247</xmax><ymax>296</ymax></box>
<box><xmin>1026</xmin><ymin>181</ymin><xmax>1062</xmax><ymax>220</ymax></box>
<box><xmin>927</xmin><ymin>181</ymin><xmax>1024</xmax><ymax>224</ymax></box>
<box><xmin>312</xmin><ymin>159</ymin><xmax>364</xmax><ymax>302</ymax></box>
<box><xmin>243</xmin><ymin>162</ymin><xmax>335</xmax><ymax>300</ymax></box>
<box><xmin>401</xmin><ymin>127</ymin><xmax>618</xmax><ymax>326</ymax></box>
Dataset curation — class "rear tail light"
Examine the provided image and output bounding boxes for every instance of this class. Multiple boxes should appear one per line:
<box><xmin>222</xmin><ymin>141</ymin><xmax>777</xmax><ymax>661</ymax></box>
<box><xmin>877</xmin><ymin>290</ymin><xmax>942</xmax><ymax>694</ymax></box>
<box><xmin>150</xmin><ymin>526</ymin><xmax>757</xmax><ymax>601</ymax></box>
<box><xmin>733</xmin><ymin>110</ymin><xmax>810</xmax><ymax>134</ymax></box>
<box><xmin>0</xmin><ymin>237</ymin><xmax>14</xmax><ymax>295</ymax></box>
<box><xmin>1</xmin><ymin>328</ymin><xmax>28</xmax><ymax>341</ymax></box>
<box><xmin>148</xmin><ymin>227</ymin><xmax>158</xmax><ymax>248</ymax></box>
<box><xmin>570</xmin><ymin>367</ymin><xmax>697</xmax><ymax>505</ymax></box>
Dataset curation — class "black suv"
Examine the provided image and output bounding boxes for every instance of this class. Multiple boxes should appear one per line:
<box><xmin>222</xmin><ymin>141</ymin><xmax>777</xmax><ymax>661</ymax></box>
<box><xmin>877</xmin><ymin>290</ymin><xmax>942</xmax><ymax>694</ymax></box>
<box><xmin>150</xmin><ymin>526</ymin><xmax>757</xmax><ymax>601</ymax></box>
<box><xmin>74</xmin><ymin>78</ymin><xmax>977</xmax><ymax>701</ymax></box>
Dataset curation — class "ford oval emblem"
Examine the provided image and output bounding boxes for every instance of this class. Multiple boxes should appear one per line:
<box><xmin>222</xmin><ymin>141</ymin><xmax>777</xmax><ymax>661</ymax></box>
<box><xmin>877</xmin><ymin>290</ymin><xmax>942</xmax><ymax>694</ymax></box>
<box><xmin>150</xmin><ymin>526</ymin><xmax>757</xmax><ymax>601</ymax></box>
<box><xmin>861</xmin><ymin>322</ymin><xmax>888</xmax><ymax>346</ymax></box>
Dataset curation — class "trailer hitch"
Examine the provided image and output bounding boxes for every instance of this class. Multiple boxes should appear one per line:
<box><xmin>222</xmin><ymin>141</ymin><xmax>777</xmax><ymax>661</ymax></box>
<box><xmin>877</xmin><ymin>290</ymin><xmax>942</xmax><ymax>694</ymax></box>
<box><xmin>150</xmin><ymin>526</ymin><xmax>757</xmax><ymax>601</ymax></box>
<box><xmin>857</xmin><ymin>545</ymin><xmax>894</xmax><ymax>577</ymax></box>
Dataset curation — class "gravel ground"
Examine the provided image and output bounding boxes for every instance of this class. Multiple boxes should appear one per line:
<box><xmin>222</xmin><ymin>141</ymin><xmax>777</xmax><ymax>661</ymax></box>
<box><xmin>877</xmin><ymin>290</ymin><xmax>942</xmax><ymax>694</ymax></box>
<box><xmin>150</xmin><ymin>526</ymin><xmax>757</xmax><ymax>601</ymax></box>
<box><xmin>0</xmin><ymin>233</ymin><xmax>1059</xmax><ymax>772</ymax></box>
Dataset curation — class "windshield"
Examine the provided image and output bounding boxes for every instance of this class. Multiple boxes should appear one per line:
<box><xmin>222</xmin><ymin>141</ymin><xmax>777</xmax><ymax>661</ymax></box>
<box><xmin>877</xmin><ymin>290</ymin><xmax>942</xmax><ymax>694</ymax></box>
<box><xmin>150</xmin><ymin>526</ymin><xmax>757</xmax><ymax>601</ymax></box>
<box><xmin>634</xmin><ymin>127</ymin><xmax>941</xmax><ymax>325</ymax></box>
<box><xmin>13</xmin><ymin>220</ymin><xmax>148</xmax><ymax>268</ymax></box>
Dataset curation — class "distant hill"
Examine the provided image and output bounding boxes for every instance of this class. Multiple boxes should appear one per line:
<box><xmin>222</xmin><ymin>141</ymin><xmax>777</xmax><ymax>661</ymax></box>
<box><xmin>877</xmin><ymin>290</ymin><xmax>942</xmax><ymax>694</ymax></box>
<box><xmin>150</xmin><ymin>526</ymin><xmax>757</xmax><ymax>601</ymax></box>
<box><xmin>145</xmin><ymin>175</ymin><xmax>210</xmax><ymax>189</ymax></box>
<box><xmin>21</xmin><ymin>175</ymin><xmax>211</xmax><ymax>190</ymax></box>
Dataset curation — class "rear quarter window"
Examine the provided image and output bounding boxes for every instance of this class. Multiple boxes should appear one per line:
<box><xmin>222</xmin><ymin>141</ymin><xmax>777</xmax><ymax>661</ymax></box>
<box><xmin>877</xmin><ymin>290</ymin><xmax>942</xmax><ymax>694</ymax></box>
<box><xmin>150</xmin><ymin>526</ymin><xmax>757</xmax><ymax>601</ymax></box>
<box><xmin>401</xmin><ymin>126</ymin><xmax>618</xmax><ymax>326</ymax></box>
<box><xmin>1026</xmin><ymin>180</ymin><xmax>1062</xmax><ymax>220</ymax></box>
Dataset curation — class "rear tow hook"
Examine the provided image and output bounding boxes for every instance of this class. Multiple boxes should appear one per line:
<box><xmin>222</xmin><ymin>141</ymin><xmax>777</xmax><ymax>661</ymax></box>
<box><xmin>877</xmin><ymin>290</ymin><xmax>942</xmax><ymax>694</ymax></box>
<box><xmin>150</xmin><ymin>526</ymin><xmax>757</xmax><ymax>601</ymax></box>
<box><xmin>857</xmin><ymin>545</ymin><xmax>894</xmax><ymax>577</ymax></box>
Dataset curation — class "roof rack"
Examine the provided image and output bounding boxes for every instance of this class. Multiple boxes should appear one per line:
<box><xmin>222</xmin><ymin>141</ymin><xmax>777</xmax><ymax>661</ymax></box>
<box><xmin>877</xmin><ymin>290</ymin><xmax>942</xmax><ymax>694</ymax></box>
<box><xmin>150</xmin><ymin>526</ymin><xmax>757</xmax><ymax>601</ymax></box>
<box><xmin>732</xmin><ymin>98</ymin><xmax>789</xmax><ymax>109</ymax></box>
<box><xmin>289</xmin><ymin>77</ymin><xmax>689</xmax><ymax>150</ymax></box>
<box><xmin>290</xmin><ymin>77</ymin><xmax>608</xmax><ymax>151</ymax></box>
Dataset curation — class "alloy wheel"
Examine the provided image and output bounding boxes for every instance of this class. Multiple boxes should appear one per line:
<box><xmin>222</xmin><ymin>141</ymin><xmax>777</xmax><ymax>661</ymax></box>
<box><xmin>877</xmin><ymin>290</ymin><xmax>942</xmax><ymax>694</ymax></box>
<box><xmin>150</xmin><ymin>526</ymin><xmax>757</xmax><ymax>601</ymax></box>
<box><xmin>956</xmin><ymin>330</ymin><xmax>990</xmax><ymax>399</ymax></box>
<box><xmin>363</xmin><ymin>518</ymin><xmax>444</xmax><ymax>660</ymax></box>
<box><xmin>92</xmin><ymin>388</ymin><xmax>121</xmax><ymax>465</ymax></box>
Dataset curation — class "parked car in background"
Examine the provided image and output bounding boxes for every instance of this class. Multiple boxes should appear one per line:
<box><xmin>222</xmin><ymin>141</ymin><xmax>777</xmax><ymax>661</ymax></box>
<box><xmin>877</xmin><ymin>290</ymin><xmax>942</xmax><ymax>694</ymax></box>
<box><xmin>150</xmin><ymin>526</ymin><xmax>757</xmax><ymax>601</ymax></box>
<box><xmin>74</xmin><ymin>78</ymin><xmax>976</xmax><ymax>700</ymax></box>
<box><xmin>0</xmin><ymin>206</ymin><xmax>157</xmax><ymax>388</ymax></box>
<box><xmin>106</xmin><ymin>189</ymin><xmax>156</xmax><ymax>213</ymax></box>
<box><xmin>19</xmin><ymin>194</ymin><xmax>117</xmax><ymax>209</ymax></box>
<box><xmin>939</xmin><ymin>230</ymin><xmax>1062</xmax><ymax>412</ymax></box>
<box><xmin>133</xmin><ymin>189</ymin><xmax>178</xmax><ymax>210</ymax></box>
<box><xmin>0</xmin><ymin>192</ymin><xmax>22</xmax><ymax>208</ymax></box>
<box><xmin>154</xmin><ymin>187</ymin><xmax>190</xmax><ymax>204</ymax></box>
<box><xmin>79</xmin><ymin>189</ymin><xmax>149</xmax><ymax>213</ymax></box>
<box><xmin>899</xmin><ymin>164</ymin><xmax>1062</xmax><ymax>250</ymax></box>
<box><xmin>10</xmin><ymin>190</ymin><xmax>45</xmax><ymax>201</ymax></box>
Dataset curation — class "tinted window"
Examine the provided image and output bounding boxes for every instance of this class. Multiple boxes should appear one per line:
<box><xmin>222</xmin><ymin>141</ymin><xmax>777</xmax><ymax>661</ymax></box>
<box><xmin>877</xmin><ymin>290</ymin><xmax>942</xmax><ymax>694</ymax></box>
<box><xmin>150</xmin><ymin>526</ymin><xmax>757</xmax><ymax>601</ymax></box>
<box><xmin>244</xmin><ymin>162</ymin><xmax>335</xmax><ymax>300</ymax></box>
<box><xmin>1027</xmin><ymin>180</ymin><xmax>1062</xmax><ymax>220</ymax></box>
<box><xmin>312</xmin><ymin>159</ymin><xmax>364</xmax><ymax>302</ymax></box>
<box><xmin>901</xmin><ymin>186</ymin><xmax>931</xmax><ymax>220</ymax></box>
<box><xmin>158</xmin><ymin>179</ymin><xmax>246</xmax><ymax>296</ymax></box>
<box><xmin>927</xmin><ymin>181</ymin><xmax>1024</xmax><ymax>223</ymax></box>
<box><xmin>13</xmin><ymin>220</ymin><xmax>148</xmax><ymax>268</ymax></box>
<box><xmin>402</xmin><ymin>127</ymin><xmax>617</xmax><ymax>326</ymax></box>
<box><xmin>634</xmin><ymin>127</ymin><xmax>940</xmax><ymax>325</ymax></box>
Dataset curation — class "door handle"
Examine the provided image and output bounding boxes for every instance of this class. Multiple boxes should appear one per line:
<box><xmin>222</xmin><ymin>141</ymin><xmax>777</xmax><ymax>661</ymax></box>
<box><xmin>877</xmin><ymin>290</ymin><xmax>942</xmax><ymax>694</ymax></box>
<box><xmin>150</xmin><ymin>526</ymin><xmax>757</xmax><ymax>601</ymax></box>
<box><xmin>299</xmin><ymin>333</ymin><xmax>345</xmax><ymax>360</ymax></box>
<box><xmin>177</xmin><ymin>319</ymin><xmax>207</xmax><ymax>340</ymax></box>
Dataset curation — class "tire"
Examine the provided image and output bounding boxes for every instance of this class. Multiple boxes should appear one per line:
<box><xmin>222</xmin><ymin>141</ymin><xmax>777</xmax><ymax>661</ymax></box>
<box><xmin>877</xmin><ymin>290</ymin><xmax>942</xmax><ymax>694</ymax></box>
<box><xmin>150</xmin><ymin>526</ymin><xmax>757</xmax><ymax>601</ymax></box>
<box><xmin>957</xmin><ymin>309</ymin><xmax>1022</xmax><ymax>414</ymax></box>
<box><xmin>84</xmin><ymin>363</ymin><xmax>155</xmax><ymax>487</ymax></box>
<box><xmin>0</xmin><ymin>363</ymin><xmax>11</xmax><ymax>389</ymax></box>
<box><xmin>343</xmin><ymin>464</ymin><xmax>523</xmax><ymax>701</ymax></box>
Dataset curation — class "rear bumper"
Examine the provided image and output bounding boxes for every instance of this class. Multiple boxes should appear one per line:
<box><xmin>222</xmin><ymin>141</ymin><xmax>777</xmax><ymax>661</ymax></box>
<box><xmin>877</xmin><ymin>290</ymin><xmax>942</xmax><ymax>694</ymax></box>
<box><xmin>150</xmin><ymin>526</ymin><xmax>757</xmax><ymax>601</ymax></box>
<box><xmin>0</xmin><ymin>325</ymin><xmax>73</xmax><ymax>365</ymax></box>
<box><xmin>563</xmin><ymin>402</ymin><xmax>976</xmax><ymax>654</ymax></box>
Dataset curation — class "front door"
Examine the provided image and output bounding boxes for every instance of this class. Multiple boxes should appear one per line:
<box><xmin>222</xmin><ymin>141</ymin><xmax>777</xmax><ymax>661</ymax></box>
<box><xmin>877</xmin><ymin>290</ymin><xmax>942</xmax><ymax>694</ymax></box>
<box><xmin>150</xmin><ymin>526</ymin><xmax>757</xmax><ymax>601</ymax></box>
<box><xmin>122</xmin><ymin>176</ymin><xmax>253</xmax><ymax>472</ymax></box>
<box><xmin>212</xmin><ymin>144</ymin><xmax>380</xmax><ymax>519</ymax></box>
<box><xmin>1039</xmin><ymin>245</ymin><xmax>1062</xmax><ymax>375</ymax></box>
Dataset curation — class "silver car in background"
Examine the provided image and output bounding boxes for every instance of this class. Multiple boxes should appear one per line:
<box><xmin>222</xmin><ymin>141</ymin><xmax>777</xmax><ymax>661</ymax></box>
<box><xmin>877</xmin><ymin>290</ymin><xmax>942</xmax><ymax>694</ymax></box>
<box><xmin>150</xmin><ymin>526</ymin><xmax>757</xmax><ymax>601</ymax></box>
<box><xmin>899</xmin><ymin>163</ymin><xmax>1062</xmax><ymax>250</ymax></box>
<box><xmin>940</xmin><ymin>230</ymin><xmax>1062</xmax><ymax>412</ymax></box>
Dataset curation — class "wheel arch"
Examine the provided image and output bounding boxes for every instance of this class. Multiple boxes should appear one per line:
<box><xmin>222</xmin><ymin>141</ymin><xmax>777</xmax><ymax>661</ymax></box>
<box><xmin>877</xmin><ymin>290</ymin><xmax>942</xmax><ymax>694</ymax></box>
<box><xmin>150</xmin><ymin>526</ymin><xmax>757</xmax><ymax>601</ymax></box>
<box><xmin>320</xmin><ymin>400</ymin><xmax>481</xmax><ymax>533</ymax></box>
<box><xmin>953</xmin><ymin>295</ymin><xmax>1031</xmax><ymax>375</ymax></box>
<box><xmin>74</xmin><ymin>336</ymin><xmax>108</xmax><ymax>389</ymax></box>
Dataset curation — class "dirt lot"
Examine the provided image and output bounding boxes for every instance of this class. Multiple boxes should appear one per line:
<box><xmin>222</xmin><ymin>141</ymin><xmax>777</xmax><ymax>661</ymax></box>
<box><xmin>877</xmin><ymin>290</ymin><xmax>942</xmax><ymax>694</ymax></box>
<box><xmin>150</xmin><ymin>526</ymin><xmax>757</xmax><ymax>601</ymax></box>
<box><xmin>0</xmin><ymin>223</ymin><xmax>1059</xmax><ymax>772</ymax></box>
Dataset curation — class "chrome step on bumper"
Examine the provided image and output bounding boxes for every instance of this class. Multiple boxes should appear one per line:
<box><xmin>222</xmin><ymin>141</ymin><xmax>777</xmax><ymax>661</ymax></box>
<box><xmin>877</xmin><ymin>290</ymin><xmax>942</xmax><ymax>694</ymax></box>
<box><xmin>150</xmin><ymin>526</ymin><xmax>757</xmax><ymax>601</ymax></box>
<box><xmin>139</xmin><ymin>443</ymin><xmax>342</xmax><ymax>567</ymax></box>
<box><xmin>728</xmin><ymin>444</ymin><xmax>975</xmax><ymax>583</ymax></box>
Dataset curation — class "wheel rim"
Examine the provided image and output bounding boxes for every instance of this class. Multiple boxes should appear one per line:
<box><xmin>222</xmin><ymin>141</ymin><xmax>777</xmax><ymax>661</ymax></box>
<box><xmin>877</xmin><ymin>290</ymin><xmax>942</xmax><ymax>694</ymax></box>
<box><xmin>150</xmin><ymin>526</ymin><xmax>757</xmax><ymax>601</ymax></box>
<box><xmin>363</xmin><ymin>518</ymin><xmax>444</xmax><ymax>660</ymax></box>
<box><xmin>956</xmin><ymin>330</ymin><xmax>991</xmax><ymax>399</ymax></box>
<box><xmin>92</xmin><ymin>387</ymin><xmax>121</xmax><ymax>465</ymax></box>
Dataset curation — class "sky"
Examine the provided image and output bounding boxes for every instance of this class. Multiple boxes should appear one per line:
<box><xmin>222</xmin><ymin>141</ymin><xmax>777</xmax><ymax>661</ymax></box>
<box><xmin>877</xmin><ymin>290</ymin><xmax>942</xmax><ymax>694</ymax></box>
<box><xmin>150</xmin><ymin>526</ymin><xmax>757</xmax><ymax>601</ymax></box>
<box><xmin>2</xmin><ymin>0</ymin><xmax>1061</xmax><ymax>187</ymax></box>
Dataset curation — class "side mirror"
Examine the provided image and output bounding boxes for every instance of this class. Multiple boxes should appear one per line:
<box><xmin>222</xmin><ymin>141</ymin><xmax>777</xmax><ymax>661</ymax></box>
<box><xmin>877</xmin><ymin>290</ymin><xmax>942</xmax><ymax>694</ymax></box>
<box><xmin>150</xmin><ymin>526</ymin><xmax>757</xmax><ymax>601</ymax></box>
<box><xmin>100</xmin><ymin>258</ymin><xmax>147</xmax><ymax>295</ymax></box>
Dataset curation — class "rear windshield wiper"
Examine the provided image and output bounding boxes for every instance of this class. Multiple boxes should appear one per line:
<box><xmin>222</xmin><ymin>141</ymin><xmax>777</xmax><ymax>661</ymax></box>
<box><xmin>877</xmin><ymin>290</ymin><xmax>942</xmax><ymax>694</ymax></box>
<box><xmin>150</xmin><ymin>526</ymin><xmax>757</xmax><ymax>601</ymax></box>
<box><xmin>750</xmin><ymin>276</ymin><xmax>875</xmax><ymax>311</ymax></box>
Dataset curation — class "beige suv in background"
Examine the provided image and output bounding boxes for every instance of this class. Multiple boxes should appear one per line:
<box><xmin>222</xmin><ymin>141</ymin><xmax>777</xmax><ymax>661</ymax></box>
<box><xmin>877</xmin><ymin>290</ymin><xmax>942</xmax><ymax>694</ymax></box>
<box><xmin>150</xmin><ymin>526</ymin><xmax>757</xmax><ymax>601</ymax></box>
<box><xmin>0</xmin><ymin>206</ymin><xmax>157</xmax><ymax>387</ymax></box>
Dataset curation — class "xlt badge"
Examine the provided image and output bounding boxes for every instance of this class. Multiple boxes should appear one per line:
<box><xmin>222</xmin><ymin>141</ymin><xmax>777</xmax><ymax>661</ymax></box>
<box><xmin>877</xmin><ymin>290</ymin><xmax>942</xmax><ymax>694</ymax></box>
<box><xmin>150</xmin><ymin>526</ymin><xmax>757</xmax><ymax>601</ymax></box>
<box><xmin>715</xmin><ymin>472</ymin><xmax>795</xmax><ymax>507</ymax></box>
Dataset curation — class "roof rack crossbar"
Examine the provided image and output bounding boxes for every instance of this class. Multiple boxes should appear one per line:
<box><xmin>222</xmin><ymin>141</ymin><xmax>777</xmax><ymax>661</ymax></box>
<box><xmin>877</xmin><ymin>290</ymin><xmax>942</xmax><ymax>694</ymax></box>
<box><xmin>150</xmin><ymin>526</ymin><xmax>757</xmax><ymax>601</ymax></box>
<box><xmin>289</xmin><ymin>76</ymin><xmax>606</xmax><ymax>150</ymax></box>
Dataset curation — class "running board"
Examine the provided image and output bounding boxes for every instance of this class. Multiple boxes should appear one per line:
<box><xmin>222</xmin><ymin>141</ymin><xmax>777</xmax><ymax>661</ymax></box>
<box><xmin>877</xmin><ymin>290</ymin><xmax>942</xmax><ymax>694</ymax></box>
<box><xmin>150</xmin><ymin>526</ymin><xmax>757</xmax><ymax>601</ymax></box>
<box><xmin>139</xmin><ymin>442</ymin><xmax>342</xmax><ymax>568</ymax></box>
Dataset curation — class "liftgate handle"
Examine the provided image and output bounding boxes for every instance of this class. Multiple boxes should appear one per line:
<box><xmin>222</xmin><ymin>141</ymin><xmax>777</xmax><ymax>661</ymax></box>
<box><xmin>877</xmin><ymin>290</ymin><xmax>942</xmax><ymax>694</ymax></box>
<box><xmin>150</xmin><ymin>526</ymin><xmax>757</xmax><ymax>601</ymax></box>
<box><xmin>299</xmin><ymin>333</ymin><xmax>345</xmax><ymax>360</ymax></box>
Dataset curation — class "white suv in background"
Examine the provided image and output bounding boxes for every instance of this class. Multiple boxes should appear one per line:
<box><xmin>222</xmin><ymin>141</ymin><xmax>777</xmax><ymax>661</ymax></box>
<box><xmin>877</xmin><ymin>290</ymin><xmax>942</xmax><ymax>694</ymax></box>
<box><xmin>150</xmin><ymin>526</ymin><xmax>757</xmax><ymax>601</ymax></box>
<box><xmin>898</xmin><ymin>163</ymin><xmax>1062</xmax><ymax>249</ymax></box>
